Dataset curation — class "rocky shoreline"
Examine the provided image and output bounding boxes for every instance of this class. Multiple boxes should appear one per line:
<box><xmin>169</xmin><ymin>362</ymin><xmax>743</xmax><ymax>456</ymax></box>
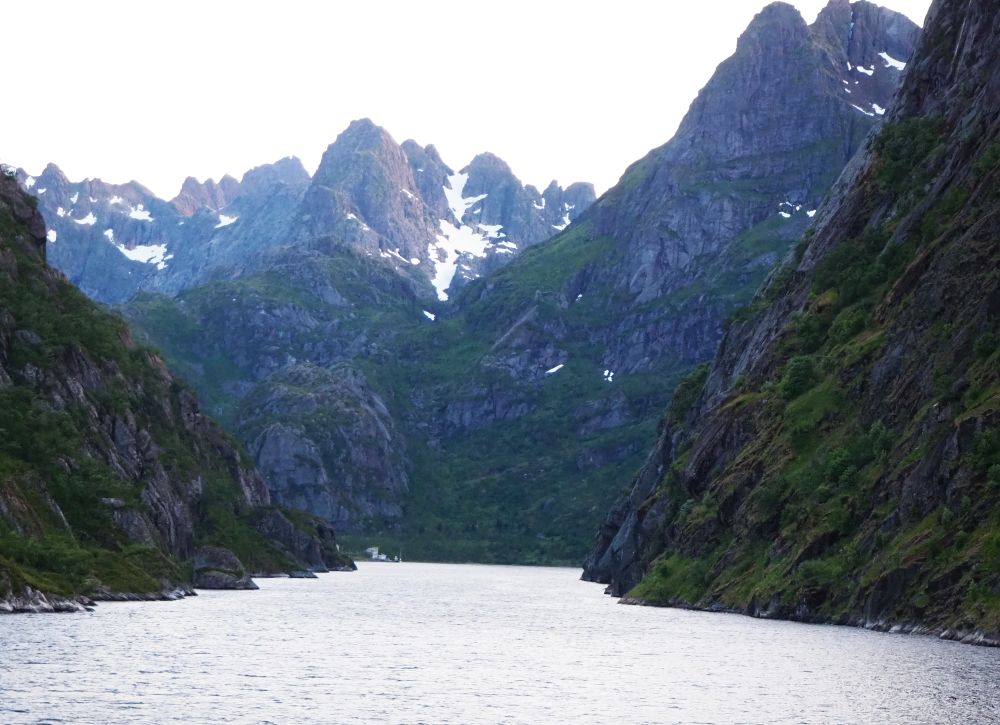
<box><xmin>619</xmin><ymin>596</ymin><xmax>1000</xmax><ymax>648</ymax></box>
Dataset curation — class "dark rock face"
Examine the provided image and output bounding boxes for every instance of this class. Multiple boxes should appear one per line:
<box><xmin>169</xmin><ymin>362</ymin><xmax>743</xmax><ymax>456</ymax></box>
<box><xmin>584</xmin><ymin>0</ymin><xmax>1000</xmax><ymax>642</ymax></box>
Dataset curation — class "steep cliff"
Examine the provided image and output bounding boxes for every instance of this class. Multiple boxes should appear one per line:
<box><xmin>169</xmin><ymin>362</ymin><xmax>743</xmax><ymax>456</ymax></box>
<box><xmin>0</xmin><ymin>174</ymin><xmax>350</xmax><ymax>612</ymax></box>
<box><xmin>584</xmin><ymin>0</ymin><xmax>1000</xmax><ymax>645</ymax></box>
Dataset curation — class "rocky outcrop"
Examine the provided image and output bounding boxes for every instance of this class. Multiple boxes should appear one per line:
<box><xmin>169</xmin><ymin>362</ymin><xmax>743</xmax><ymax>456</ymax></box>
<box><xmin>240</xmin><ymin>364</ymin><xmax>409</xmax><ymax>533</ymax></box>
<box><xmin>584</xmin><ymin>0</ymin><xmax>1000</xmax><ymax>643</ymax></box>
<box><xmin>191</xmin><ymin>546</ymin><xmax>258</xmax><ymax>590</ymax></box>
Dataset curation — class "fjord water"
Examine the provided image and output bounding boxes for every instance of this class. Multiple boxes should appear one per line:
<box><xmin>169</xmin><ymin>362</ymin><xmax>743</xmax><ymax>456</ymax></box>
<box><xmin>2</xmin><ymin>563</ymin><xmax>998</xmax><ymax>724</ymax></box>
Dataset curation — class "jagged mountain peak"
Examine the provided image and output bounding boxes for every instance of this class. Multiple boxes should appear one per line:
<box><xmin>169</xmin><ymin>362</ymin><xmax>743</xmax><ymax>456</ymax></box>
<box><xmin>240</xmin><ymin>156</ymin><xmax>311</xmax><ymax>196</ymax></box>
<box><xmin>172</xmin><ymin>174</ymin><xmax>240</xmax><ymax>216</ymax></box>
<box><xmin>739</xmin><ymin>1</ymin><xmax>808</xmax><ymax>40</ymax></box>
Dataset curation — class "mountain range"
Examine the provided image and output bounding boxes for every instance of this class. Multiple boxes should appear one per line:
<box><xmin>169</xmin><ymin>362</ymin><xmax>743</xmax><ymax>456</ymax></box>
<box><xmin>15</xmin><ymin>129</ymin><xmax>594</xmax><ymax>305</ymax></box>
<box><xmin>9</xmin><ymin>0</ymin><xmax>921</xmax><ymax>566</ymax></box>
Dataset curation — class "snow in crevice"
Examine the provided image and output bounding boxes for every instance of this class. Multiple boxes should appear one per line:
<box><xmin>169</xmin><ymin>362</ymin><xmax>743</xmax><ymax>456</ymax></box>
<box><xmin>428</xmin><ymin>172</ymin><xmax>495</xmax><ymax>301</ymax></box>
<box><xmin>552</xmin><ymin>203</ymin><xmax>572</xmax><ymax>231</ymax></box>
<box><xmin>777</xmin><ymin>201</ymin><xmax>803</xmax><ymax>219</ymax></box>
<box><xmin>851</xmin><ymin>104</ymin><xmax>876</xmax><ymax>117</ymax></box>
<box><xmin>380</xmin><ymin>247</ymin><xmax>417</xmax><ymax>266</ymax></box>
<box><xmin>74</xmin><ymin>212</ymin><xmax>97</xmax><ymax>226</ymax></box>
<box><xmin>878</xmin><ymin>51</ymin><xmax>906</xmax><ymax>71</ymax></box>
<box><xmin>545</xmin><ymin>363</ymin><xmax>564</xmax><ymax>375</ymax></box>
<box><xmin>129</xmin><ymin>204</ymin><xmax>154</xmax><ymax>222</ymax></box>
<box><xmin>345</xmin><ymin>211</ymin><xmax>371</xmax><ymax>231</ymax></box>
<box><xmin>46</xmin><ymin>229</ymin><xmax>57</xmax><ymax>243</ymax></box>
<box><xmin>215</xmin><ymin>214</ymin><xmax>238</xmax><ymax>228</ymax></box>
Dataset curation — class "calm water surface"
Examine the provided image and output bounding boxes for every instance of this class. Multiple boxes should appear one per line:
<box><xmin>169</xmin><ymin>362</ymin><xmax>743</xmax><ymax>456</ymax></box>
<box><xmin>1</xmin><ymin>562</ymin><xmax>999</xmax><ymax>724</ymax></box>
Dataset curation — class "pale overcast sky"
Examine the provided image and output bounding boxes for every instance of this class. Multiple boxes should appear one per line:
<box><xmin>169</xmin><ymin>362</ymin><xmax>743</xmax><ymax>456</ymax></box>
<box><xmin>3</xmin><ymin>0</ymin><xmax>930</xmax><ymax>199</ymax></box>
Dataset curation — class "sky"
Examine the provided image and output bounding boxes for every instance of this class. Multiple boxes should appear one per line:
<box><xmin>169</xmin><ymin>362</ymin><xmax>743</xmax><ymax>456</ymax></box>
<box><xmin>3</xmin><ymin>0</ymin><xmax>931</xmax><ymax>199</ymax></box>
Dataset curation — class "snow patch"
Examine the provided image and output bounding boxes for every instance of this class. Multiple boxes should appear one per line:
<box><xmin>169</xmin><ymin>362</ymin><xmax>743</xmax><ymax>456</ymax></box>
<box><xmin>401</xmin><ymin>188</ymin><xmax>415</xmax><ymax>200</ymax></box>
<box><xmin>37</xmin><ymin>188</ymin><xmax>46</xmax><ymax>195</ymax></box>
<box><xmin>778</xmin><ymin>211</ymin><xmax>792</xmax><ymax>219</ymax></box>
<box><xmin>878</xmin><ymin>51</ymin><xmax>906</xmax><ymax>71</ymax></box>
<box><xmin>112</xmin><ymin>242</ymin><xmax>171</xmax><ymax>270</ymax></box>
<box><xmin>74</xmin><ymin>212</ymin><xmax>97</xmax><ymax>226</ymax></box>
<box><xmin>24</xmin><ymin>176</ymin><xmax>35</xmax><ymax>189</ymax></box>
<box><xmin>807</xmin><ymin>209</ymin><xmax>817</xmax><ymax>218</ymax></box>
<box><xmin>850</xmin><ymin>104</ymin><xmax>876</xmax><ymax>117</ymax></box>
<box><xmin>129</xmin><ymin>204</ymin><xmax>154</xmax><ymax>221</ymax></box>
<box><xmin>69</xmin><ymin>192</ymin><xmax>79</xmax><ymax>204</ymax></box>
<box><xmin>602</xmin><ymin>369</ymin><xmax>615</xmax><ymax>383</ymax></box>
<box><xmin>856</xmin><ymin>65</ymin><xmax>874</xmax><ymax>76</ymax></box>
<box><xmin>545</xmin><ymin>363</ymin><xmax>564</xmax><ymax>375</ymax></box>
<box><xmin>215</xmin><ymin>214</ymin><xmax>238</xmax><ymax>228</ymax></box>
<box><xmin>109</xmin><ymin>195</ymin><xmax>123</xmax><ymax>205</ymax></box>
<box><xmin>423</xmin><ymin>310</ymin><xmax>436</xmax><ymax>321</ymax></box>
<box><xmin>89</xmin><ymin>196</ymin><xmax>97</xmax><ymax>203</ymax></box>
<box><xmin>56</xmin><ymin>207</ymin><xmax>66</xmax><ymax>218</ymax></box>
<box><xmin>46</xmin><ymin>229</ymin><xmax>57</xmax><ymax>243</ymax></box>
<box><xmin>533</xmin><ymin>198</ymin><xmax>546</xmax><ymax>210</ymax></box>
<box><xmin>872</xmin><ymin>103</ymin><xmax>886</xmax><ymax>116</ymax></box>
<box><xmin>428</xmin><ymin>173</ymin><xmax>493</xmax><ymax>300</ymax></box>
<box><xmin>103</xmin><ymin>229</ymin><xmax>114</xmax><ymax>242</ymax></box>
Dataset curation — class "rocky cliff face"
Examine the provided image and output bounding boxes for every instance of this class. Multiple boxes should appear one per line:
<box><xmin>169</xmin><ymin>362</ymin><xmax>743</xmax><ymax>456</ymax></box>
<box><xmin>0</xmin><ymin>173</ymin><xmax>351</xmax><ymax>611</ymax></box>
<box><xmin>584</xmin><ymin>0</ymin><xmax>1000</xmax><ymax>645</ymax></box>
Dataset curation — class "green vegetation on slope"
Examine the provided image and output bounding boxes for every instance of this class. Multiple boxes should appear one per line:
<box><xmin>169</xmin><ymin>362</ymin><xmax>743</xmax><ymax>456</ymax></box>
<box><xmin>626</xmin><ymin>116</ymin><xmax>1000</xmax><ymax>632</ymax></box>
<box><xmin>0</xmin><ymin>185</ymin><xmax>315</xmax><ymax>600</ymax></box>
